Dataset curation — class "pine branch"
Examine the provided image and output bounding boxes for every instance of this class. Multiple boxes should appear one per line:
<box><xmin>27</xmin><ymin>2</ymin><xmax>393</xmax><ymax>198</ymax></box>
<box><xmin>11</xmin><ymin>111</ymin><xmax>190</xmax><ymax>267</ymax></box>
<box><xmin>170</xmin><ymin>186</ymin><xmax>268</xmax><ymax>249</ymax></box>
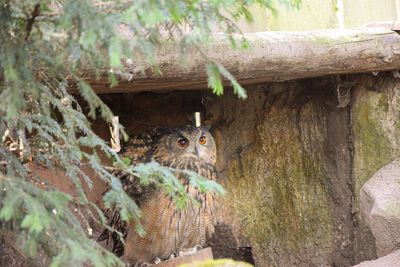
<box><xmin>0</xmin><ymin>0</ymin><xmax>301</xmax><ymax>265</ymax></box>
<box><xmin>25</xmin><ymin>3</ymin><xmax>41</xmax><ymax>41</ymax></box>
<box><xmin>40</xmin><ymin>0</ymin><xmax>137</xmax><ymax>17</ymax></box>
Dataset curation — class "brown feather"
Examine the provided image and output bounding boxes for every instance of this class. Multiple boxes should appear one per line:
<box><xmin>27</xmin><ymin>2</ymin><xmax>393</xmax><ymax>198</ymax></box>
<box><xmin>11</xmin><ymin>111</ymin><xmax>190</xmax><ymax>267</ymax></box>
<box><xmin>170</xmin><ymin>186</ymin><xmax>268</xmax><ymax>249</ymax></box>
<box><xmin>98</xmin><ymin>126</ymin><xmax>218</xmax><ymax>264</ymax></box>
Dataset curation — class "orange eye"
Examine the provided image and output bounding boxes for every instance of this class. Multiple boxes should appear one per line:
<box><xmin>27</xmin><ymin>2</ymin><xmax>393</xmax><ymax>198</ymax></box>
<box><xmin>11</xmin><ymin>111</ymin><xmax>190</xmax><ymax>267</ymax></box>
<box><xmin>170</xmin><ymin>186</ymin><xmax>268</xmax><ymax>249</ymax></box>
<box><xmin>199</xmin><ymin>136</ymin><xmax>206</xmax><ymax>145</ymax></box>
<box><xmin>178</xmin><ymin>138</ymin><xmax>188</xmax><ymax>148</ymax></box>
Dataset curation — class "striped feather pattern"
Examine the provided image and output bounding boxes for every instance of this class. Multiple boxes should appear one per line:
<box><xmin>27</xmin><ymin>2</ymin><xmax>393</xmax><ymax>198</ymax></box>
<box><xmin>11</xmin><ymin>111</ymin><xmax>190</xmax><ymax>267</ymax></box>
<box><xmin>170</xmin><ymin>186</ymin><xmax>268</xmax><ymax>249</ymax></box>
<box><xmin>98</xmin><ymin>126</ymin><xmax>218</xmax><ymax>264</ymax></box>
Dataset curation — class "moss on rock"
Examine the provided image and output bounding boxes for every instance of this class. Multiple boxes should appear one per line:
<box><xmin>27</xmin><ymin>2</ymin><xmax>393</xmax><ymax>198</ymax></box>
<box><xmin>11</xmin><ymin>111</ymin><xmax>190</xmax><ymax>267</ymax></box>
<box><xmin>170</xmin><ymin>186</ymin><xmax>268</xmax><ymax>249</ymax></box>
<box><xmin>352</xmin><ymin>76</ymin><xmax>400</xmax><ymax>262</ymax></box>
<box><xmin>179</xmin><ymin>258</ymin><xmax>253</xmax><ymax>267</ymax></box>
<box><xmin>222</xmin><ymin>93</ymin><xmax>333</xmax><ymax>266</ymax></box>
<box><xmin>354</xmin><ymin>97</ymin><xmax>392</xmax><ymax>191</ymax></box>
<box><xmin>353</xmin><ymin>78</ymin><xmax>400</xmax><ymax>205</ymax></box>
<box><xmin>207</xmin><ymin>76</ymin><xmax>400</xmax><ymax>266</ymax></box>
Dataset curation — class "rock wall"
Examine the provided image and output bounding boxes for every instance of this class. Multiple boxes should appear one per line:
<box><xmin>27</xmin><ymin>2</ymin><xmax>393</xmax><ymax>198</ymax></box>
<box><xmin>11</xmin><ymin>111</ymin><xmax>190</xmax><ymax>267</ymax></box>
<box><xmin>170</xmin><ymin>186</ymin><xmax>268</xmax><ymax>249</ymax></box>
<box><xmin>95</xmin><ymin>73</ymin><xmax>400</xmax><ymax>266</ymax></box>
<box><xmin>352</xmin><ymin>74</ymin><xmax>400</xmax><ymax>262</ymax></box>
<box><xmin>204</xmin><ymin>79</ymin><xmax>356</xmax><ymax>266</ymax></box>
<box><xmin>204</xmin><ymin>73</ymin><xmax>400</xmax><ymax>266</ymax></box>
<box><xmin>360</xmin><ymin>159</ymin><xmax>400</xmax><ymax>258</ymax></box>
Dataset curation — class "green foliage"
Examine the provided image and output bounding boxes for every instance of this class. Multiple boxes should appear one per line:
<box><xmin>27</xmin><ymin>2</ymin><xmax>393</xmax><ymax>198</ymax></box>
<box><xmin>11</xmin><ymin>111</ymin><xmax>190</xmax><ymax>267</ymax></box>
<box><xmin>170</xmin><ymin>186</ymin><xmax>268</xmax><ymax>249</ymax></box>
<box><xmin>132</xmin><ymin>162</ymin><xmax>226</xmax><ymax>209</ymax></box>
<box><xmin>0</xmin><ymin>0</ymin><xmax>301</xmax><ymax>265</ymax></box>
<box><xmin>0</xmin><ymin>176</ymin><xmax>122</xmax><ymax>266</ymax></box>
<box><xmin>278</xmin><ymin>0</ymin><xmax>302</xmax><ymax>10</ymax></box>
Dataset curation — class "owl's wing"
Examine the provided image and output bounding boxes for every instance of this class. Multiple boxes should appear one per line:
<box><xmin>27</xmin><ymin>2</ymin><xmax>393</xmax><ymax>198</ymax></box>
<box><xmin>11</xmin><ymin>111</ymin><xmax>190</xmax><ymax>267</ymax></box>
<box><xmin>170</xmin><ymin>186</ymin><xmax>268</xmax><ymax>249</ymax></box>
<box><xmin>97</xmin><ymin>168</ymin><xmax>157</xmax><ymax>256</ymax></box>
<box><xmin>97</xmin><ymin>128</ymin><xmax>170</xmax><ymax>255</ymax></box>
<box><xmin>117</xmin><ymin>128</ymin><xmax>167</xmax><ymax>163</ymax></box>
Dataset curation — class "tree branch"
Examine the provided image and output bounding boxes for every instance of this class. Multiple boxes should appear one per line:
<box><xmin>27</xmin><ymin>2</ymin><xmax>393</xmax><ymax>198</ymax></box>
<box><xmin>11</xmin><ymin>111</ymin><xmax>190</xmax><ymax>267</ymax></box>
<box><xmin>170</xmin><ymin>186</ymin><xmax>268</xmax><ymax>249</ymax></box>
<box><xmin>40</xmin><ymin>0</ymin><xmax>136</xmax><ymax>17</ymax></box>
<box><xmin>25</xmin><ymin>4</ymin><xmax>41</xmax><ymax>41</ymax></box>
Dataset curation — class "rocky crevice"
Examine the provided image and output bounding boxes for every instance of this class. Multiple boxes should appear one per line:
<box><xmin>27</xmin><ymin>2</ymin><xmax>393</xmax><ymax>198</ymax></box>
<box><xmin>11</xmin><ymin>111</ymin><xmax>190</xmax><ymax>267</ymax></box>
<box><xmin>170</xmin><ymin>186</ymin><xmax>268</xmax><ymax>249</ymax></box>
<box><xmin>95</xmin><ymin>75</ymin><xmax>400</xmax><ymax>265</ymax></box>
<box><xmin>202</xmin><ymin>79</ymin><xmax>357</xmax><ymax>266</ymax></box>
<box><xmin>95</xmin><ymin>76</ymin><xmax>390</xmax><ymax>265</ymax></box>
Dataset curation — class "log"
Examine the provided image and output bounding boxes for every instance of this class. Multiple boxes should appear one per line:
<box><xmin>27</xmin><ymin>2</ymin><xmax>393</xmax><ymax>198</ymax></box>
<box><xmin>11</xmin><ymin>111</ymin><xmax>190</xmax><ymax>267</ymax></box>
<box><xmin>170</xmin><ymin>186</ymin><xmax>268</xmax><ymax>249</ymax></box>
<box><xmin>83</xmin><ymin>27</ymin><xmax>400</xmax><ymax>94</ymax></box>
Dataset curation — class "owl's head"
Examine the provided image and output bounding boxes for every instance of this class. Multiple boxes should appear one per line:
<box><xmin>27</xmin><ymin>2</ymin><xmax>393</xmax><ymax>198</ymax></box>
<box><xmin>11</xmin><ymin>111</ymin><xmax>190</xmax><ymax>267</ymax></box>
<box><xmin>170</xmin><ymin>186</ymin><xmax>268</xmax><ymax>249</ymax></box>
<box><xmin>155</xmin><ymin>125</ymin><xmax>216</xmax><ymax>166</ymax></box>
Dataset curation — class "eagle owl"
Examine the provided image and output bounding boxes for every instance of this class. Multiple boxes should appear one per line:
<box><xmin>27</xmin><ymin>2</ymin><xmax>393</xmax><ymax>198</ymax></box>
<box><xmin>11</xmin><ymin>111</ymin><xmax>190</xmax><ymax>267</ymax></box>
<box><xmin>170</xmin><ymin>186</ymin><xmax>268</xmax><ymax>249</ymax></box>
<box><xmin>98</xmin><ymin>125</ymin><xmax>218</xmax><ymax>264</ymax></box>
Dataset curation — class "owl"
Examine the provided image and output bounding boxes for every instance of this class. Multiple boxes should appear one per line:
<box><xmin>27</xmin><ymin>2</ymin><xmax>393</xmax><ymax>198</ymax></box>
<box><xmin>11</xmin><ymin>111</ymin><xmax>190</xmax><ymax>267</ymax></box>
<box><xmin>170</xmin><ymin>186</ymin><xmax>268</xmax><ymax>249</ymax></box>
<box><xmin>98</xmin><ymin>125</ymin><xmax>218</xmax><ymax>265</ymax></box>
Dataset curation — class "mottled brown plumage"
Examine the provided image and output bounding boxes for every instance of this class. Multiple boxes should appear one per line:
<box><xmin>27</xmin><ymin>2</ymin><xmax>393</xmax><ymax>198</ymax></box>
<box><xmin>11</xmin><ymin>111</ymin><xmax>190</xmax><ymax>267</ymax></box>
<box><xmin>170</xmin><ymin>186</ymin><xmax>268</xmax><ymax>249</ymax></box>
<box><xmin>98</xmin><ymin>126</ymin><xmax>218</xmax><ymax>264</ymax></box>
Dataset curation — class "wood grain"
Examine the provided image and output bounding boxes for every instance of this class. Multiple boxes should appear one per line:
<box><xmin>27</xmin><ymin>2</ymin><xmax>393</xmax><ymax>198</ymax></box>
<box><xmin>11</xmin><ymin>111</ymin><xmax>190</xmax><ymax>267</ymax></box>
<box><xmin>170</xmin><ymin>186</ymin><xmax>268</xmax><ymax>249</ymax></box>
<box><xmin>78</xmin><ymin>26</ymin><xmax>400</xmax><ymax>94</ymax></box>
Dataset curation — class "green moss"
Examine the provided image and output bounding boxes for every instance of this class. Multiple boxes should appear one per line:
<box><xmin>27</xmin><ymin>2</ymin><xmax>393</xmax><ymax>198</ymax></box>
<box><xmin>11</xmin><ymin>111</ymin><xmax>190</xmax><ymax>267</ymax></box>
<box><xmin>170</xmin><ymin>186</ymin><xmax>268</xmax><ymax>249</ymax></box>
<box><xmin>310</xmin><ymin>35</ymin><xmax>351</xmax><ymax>45</ymax></box>
<box><xmin>179</xmin><ymin>259</ymin><xmax>253</xmax><ymax>267</ymax></box>
<box><xmin>351</xmin><ymin>84</ymin><xmax>400</xmax><ymax>261</ymax></box>
<box><xmin>378</xmin><ymin>94</ymin><xmax>389</xmax><ymax>113</ymax></box>
<box><xmin>310</xmin><ymin>36</ymin><xmax>335</xmax><ymax>45</ymax></box>
<box><xmin>224</xmin><ymin>105</ymin><xmax>333</xmax><ymax>264</ymax></box>
<box><xmin>354</xmin><ymin>98</ymin><xmax>392</xmax><ymax>193</ymax></box>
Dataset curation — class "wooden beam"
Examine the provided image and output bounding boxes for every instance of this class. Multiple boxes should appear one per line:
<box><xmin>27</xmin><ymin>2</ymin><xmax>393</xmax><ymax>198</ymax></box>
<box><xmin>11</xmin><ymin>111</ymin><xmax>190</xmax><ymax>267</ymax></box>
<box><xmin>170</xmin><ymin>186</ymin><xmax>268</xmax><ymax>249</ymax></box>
<box><xmin>82</xmin><ymin>27</ymin><xmax>400</xmax><ymax>94</ymax></box>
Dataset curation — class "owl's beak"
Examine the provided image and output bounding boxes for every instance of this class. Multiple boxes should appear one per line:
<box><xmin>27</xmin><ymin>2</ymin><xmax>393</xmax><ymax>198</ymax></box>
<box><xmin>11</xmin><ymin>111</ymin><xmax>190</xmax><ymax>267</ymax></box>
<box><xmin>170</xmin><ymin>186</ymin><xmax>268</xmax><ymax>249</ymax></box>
<box><xmin>192</xmin><ymin>145</ymin><xmax>200</xmax><ymax>159</ymax></box>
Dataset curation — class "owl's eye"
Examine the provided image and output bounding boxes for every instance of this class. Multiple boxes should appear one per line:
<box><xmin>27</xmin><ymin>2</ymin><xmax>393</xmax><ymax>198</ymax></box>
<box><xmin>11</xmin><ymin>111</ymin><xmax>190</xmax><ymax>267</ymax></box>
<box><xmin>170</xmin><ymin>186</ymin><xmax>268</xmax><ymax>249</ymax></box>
<box><xmin>177</xmin><ymin>138</ymin><xmax>189</xmax><ymax>148</ymax></box>
<box><xmin>199</xmin><ymin>136</ymin><xmax>207</xmax><ymax>145</ymax></box>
